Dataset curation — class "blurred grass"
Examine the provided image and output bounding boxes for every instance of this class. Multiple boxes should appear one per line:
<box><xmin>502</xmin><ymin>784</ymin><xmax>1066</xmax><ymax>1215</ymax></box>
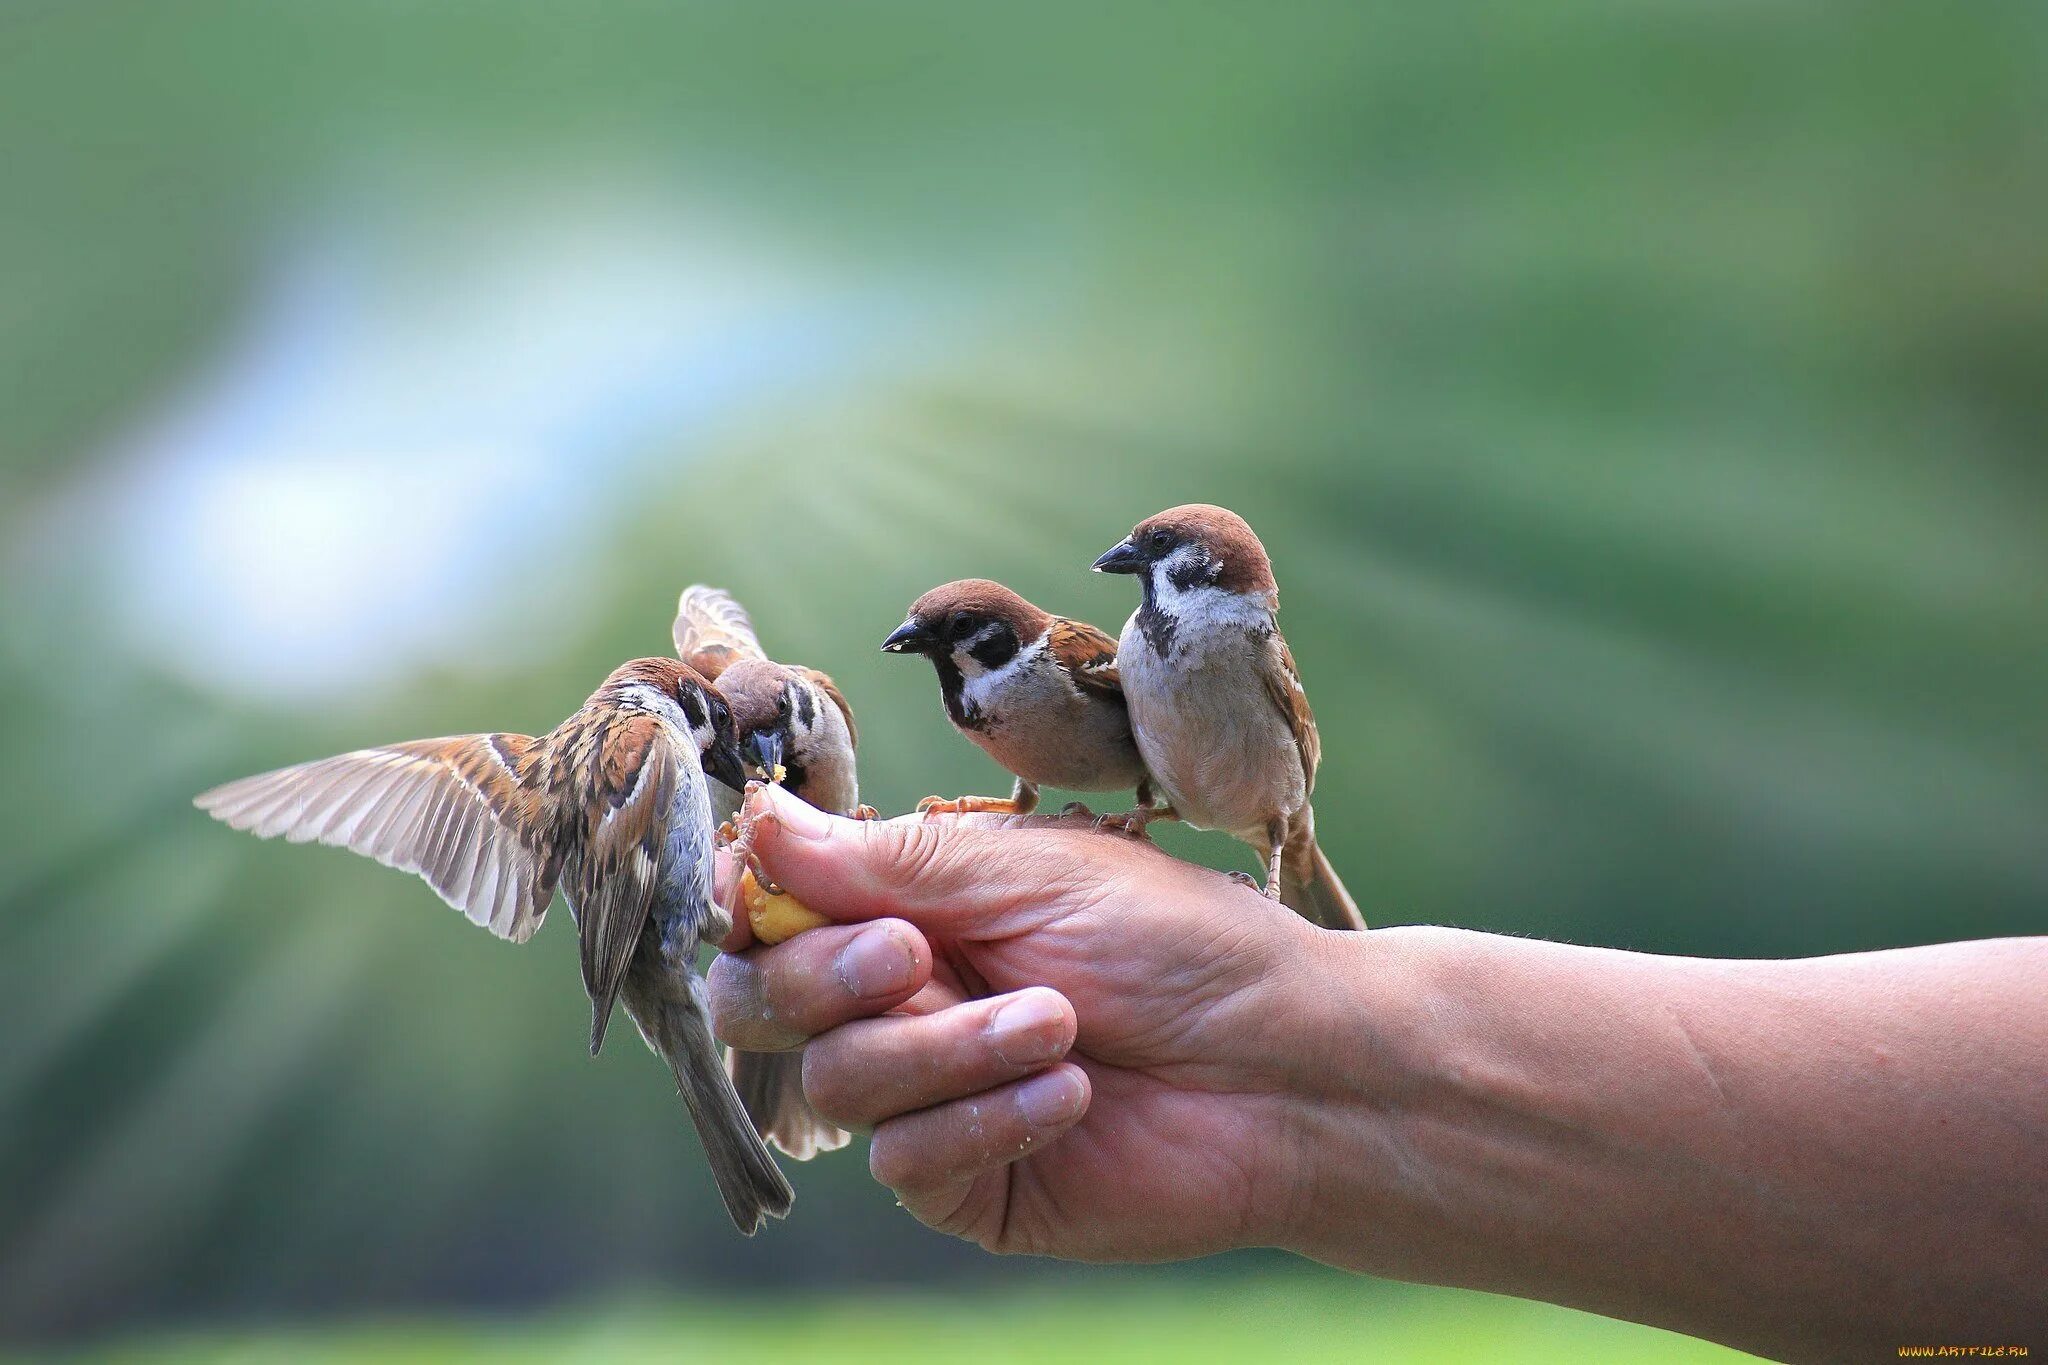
<box><xmin>45</xmin><ymin>1280</ymin><xmax>1754</xmax><ymax>1365</ymax></box>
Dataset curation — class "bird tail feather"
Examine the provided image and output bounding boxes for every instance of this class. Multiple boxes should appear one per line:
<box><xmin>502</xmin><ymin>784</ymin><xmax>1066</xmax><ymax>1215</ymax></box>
<box><xmin>728</xmin><ymin>1048</ymin><xmax>851</xmax><ymax>1161</ymax></box>
<box><xmin>1278</xmin><ymin>825</ymin><xmax>1366</xmax><ymax>931</ymax></box>
<box><xmin>635</xmin><ymin>977</ymin><xmax>794</xmax><ymax>1234</ymax></box>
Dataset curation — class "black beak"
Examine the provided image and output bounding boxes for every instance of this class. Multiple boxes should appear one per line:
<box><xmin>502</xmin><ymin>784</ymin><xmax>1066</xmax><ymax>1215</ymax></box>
<box><xmin>880</xmin><ymin>619</ymin><xmax>937</xmax><ymax>654</ymax></box>
<box><xmin>706</xmin><ymin>734</ymin><xmax>750</xmax><ymax>792</ymax></box>
<box><xmin>1092</xmin><ymin>537</ymin><xmax>1144</xmax><ymax>574</ymax></box>
<box><xmin>745</xmin><ymin>727</ymin><xmax>786</xmax><ymax>780</ymax></box>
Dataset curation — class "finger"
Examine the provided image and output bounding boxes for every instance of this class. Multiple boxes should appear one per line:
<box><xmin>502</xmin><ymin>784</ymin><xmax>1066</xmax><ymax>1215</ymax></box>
<box><xmin>707</xmin><ymin>918</ymin><xmax>931</xmax><ymax>1051</ymax></box>
<box><xmin>744</xmin><ymin>784</ymin><xmax>1131</xmax><ymax>938</ymax></box>
<box><xmin>868</xmin><ymin>1064</ymin><xmax>1091</xmax><ymax>1227</ymax></box>
<box><xmin>804</xmin><ymin>988</ymin><xmax>1076</xmax><ymax>1130</ymax></box>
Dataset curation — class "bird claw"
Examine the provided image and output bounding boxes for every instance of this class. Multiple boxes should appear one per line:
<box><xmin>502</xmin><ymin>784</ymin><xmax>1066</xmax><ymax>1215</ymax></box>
<box><xmin>854</xmin><ymin>804</ymin><xmax>880</xmax><ymax>821</ymax></box>
<box><xmin>1056</xmin><ymin>801</ymin><xmax>1096</xmax><ymax>819</ymax></box>
<box><xmin>1224</xmin><ymin>870</ymin><xmax>1261</xmax><ymax>891</ymax></box>
<box><xmin>917</xmin><ymin>794</ymin><xmax>1022</xmax><ymax>819</ymax></box>
<box><xmin>1091</xmin><ymin>803</ymin><xmax>1177</xmax><ymax>840</ymax></box>
<box><xmin>718</xmin><ymin>787</ymin><xmax>787</xmax><ymax>933</ymax></box>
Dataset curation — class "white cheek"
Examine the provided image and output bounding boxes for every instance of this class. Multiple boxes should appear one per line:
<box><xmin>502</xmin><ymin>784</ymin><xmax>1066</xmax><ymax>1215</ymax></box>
<box><xmin>959</xmin><ymin>636</ymin><xmax>1045</xmax><ymax>713</ymax></box>
<box><xmin>950</xmin><ymin>623</ymin><xmax>1005</xmax><ymax>679</ymax></box>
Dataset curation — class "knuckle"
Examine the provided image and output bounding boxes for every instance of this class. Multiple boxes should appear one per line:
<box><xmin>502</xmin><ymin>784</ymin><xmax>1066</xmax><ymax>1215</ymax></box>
<box><xmin>704</xmin><ymin>954</ymin><xmax>767</xmax><ymax>1044</ymax></box>
<box><xmin>705</xmin><ymin>949</ymin><xmax>805</xmax><ymax>1051</ymax></box>
<box><xmin>868</xmin><ymin>818</ymin><xmax>954</xmax><ymax>894</ymax></box>
<box><xmin>799</xmin><ymin>1038</ymin><xmax>871</xmax><ymax>1126</ymax></box>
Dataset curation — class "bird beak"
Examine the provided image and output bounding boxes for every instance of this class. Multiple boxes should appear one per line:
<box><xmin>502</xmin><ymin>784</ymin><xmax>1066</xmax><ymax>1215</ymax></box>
<box><xmin>706</xmin><ymin>734</ymin><xmax>750</xmax><ymax>792</ymax></box>
<box><xmin>1092</xmin><ymin>537</ymin><xmax>1144</xmax><ymax>574</ymax></box>
<box><xmin>880</xmin><ymin>619</ymin><xmax>936</xmax><ymax>654</ymax></box>
<box><xmin>745</xmin><ymin>727</ymin><xmax>786</xmax><ymax>781</ymax></box>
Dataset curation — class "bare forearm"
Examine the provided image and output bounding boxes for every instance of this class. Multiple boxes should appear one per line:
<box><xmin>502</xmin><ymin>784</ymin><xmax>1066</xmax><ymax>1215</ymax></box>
<box><xmin>1283</xmin><ymin>928</ymin><xmax>2048</xmax><ymax>1361</ymax></box>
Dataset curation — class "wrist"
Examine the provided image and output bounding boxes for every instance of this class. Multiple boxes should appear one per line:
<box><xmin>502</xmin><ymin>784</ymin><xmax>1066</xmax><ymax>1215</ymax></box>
<box><xmin>1266</xmin><ymin>924</ymin><xmax>1480</xmax><ymax>1275</ymax></box>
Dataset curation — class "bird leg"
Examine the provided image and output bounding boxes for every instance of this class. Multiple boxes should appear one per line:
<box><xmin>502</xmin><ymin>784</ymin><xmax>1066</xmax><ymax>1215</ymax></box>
<box><xmin>1090</xmin><ymin>779</ymin><xmax>1180</xmax><ymax>840</ymax></box>
<box><xmin>1261</xmin><ymin>816</ymin><xmax>1289</xmax><ymax>900</ymax></box>
<box><xmin>1092</xmin><ymin>802</ymin><xmax>1179</xmax><ymax>841</ymax></box>
<box><xmin>717</xmin><ymin>782</ymin><xmax>784</xmax><ymax>932</ymax></box>
<box><xmin>918</xmin><ymin>777</ymin><xmax>1039</xmax><ymax>819</ymax></box>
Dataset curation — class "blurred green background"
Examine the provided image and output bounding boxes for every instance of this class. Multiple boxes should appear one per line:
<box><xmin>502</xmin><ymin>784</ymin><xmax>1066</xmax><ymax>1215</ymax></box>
<box><xmin>3</xmin><ymin>2</ymin><xmax>2044</xmax><ymax>1360</ymax></box>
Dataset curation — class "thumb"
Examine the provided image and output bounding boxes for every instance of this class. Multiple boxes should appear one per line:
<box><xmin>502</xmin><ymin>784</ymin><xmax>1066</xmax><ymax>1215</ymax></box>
<box><xmin>746</xmin><ymin>785</ymin><xmax>1095</xmax><ymax>939</ymax></box>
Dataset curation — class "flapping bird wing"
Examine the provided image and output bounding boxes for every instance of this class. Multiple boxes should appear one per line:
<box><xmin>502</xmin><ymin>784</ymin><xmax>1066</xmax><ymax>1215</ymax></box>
<box><xmin>1048</xmin><ymin>616</ymin><xmax>1124</xmax><ymax>702</ymax></box>
<box><xmin>673</xmin><ymin>585</ymin><xmax>766</xmax><ymax>682</ymax></box>
<box><xmin>195</xmin><ymin>736</ymin><xmax>561</xmax><ymax>942</ymax></box>
<box><xmin>563</xmin><ymin>712</ymin><xmax>677</xmax><ymax>1054</ymax></box>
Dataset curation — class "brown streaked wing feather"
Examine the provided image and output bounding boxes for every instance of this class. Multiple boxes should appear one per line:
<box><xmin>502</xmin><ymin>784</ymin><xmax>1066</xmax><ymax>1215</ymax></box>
<box><xmin>194</xmin><ymin>736</ymin><xmax>559</xmax><ymax>943</ymax></box>
<box><xmin>566</xmin><ymin>712</ymin><xmax>676</xmax><ymax>1053</ymax></box>
<box><xmin>1259</xmin><ymin>632</ymin><xmax>1320</xmax><ymax>794</ymax></box>
<box><xmin>797</xmin><ymin>667</ymin><xmax>859</xmax><ymax>749</ymax></box>
<box><xmin>1047</xmin><ymin>617</ymin><xmax>1123</xmax><ymax>701</ymax></box>
<box><xmin>673</xmin><ymin>585</ymin><xmax>766</xmax><ymax>682</ymax></box>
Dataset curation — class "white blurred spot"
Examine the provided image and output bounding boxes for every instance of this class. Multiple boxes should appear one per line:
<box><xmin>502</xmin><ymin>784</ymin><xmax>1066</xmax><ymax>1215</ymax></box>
<box><xmin>75</xmin><ymin>194</ymin><xmax>953</xmax><ymax>703</ymax></box>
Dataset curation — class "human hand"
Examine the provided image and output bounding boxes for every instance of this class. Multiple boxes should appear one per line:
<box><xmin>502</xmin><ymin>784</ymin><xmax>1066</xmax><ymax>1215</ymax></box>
<box><xmin>706</xmin><ymin>785</ymin><xmax>1361</xmax><ymax>1258</ymax></box>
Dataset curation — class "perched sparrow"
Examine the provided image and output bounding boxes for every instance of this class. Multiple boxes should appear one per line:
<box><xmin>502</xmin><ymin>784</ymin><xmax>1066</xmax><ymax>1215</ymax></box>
<box><xmin>673</xmin><ymin>584</ymin><xmax>860</xmax><ymax>1161</ymax></box>
<box><xmin>193</xmin><ymin>658</ymin><xmax>796</xmax><ymax>1233</ymax></box>
<box><xmin>1093</xmin><ymin>505</ymin><xmax>1365</xmax><ymax>930</ymax></box>
<box><xmin>880</xmin><ymin>578</ymin><xmax>1158</xmax><ymax>818</ymax></box>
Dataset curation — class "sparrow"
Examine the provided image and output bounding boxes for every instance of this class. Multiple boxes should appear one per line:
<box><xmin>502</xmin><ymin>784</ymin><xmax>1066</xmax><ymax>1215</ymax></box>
<box><xmin>672</xmin><ymin>584</ymin><xmax>862</xmax><ymax>1161</ymax></box>
<box><xmin>193</xmin><ymin>657</ymin><xmax>797</xmax><ymax>1233</ymax></box>
<box><xmin>879</xmin><ymin>578</ymin><xmax>1160</xmax><ymax>820</ymax></box>
<box><xmin>1093</xmin><ymin>505</ymin><xmax>1365</xmax><ymax>930</ymax></box>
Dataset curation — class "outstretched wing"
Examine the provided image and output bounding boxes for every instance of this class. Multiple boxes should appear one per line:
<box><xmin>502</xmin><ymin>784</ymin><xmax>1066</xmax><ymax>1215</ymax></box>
<box><xmin>1258</xmin><ymin>630</ymin><xmax>1320</xmax><ymax>794</ymax></box>
<box><xmin>1048</xmin><ymin>616</ymin><xmax>1124</xmax><ymax>702</ymax></box>
<box><xmin>673</xmin><ymin>584</ymin><xmax>766</xmax><ymax>682</ymax></box>
<box><xmin>564</xmin><ymin>712</ymin><xmax>677</xmax><ymax>1054</ymax></box>
<box><xmin>796</xmin><ymin>666</ymin><xmax>859</xmax><ymax>750</ymax></box>
<box><xmin>195</xmin><ymin>736</ymin><xmax>560</xmax><ymax>942</ymax></box>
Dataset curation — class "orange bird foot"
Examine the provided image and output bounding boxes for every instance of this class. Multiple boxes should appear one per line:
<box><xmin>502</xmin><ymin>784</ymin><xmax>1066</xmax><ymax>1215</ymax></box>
<box><xmin>916</xmin><ymin>794</ymin><xmax>1027</xmax><ymax>818</ymax></box>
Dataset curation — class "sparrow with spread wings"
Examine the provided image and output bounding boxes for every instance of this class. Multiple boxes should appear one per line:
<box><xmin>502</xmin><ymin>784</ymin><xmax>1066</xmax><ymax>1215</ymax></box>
<box><xmin>672</xmin><ymin>584</ymin><xmax>867</xmax><ymax>1161</ymax></box>
<box><xmin>194</xmin><ymin>657</ymin><xmax>796</xmax><ymax>1233</ymax></box>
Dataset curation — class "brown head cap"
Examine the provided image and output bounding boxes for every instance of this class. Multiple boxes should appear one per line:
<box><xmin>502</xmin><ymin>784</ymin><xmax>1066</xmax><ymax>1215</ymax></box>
<box><xmin>908</xmin><ymin>579</ymin><xmax>1052</xmax><ymax>635</ymax></box>
<box><xmin>1130</xmin><ymin>504</ymin><xmax>1277</xmax><ymax>602</ymax></box>
<box><xmin>711</xmin><ymin>657</ymin><xmax>798</xmax><ymax>738</ymax></box>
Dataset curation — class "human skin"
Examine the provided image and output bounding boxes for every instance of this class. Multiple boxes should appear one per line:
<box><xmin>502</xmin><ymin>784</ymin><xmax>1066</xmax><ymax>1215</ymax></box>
<box><xmin>707</xmin><ymin>785</ymin><xmax>2047</xmax><ymax>1363</ymax></box>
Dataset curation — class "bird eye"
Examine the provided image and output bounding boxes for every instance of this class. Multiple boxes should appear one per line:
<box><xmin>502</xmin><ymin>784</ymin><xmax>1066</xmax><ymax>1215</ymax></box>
<box><xmin>1147</xmin><ymin>528</ymin><xmax>1172</xmax><ymax>552</ymax></box>
<box><xmin>947</xmin><ymin>615</ymin><xmax>978</xmax><ymax>642</ymax></box>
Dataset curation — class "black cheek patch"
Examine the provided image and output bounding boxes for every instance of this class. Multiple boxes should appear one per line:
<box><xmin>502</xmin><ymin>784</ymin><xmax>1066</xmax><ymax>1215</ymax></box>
<box><xmin>678</xmin><ymin>688</ymin><xmax>707</xmax><ymax>729</ymax></box>
<box><xmin>794</xmin><ymin>685</ymin><xmax>817</xmax><ymax>729</ymax></box>
<box><xmin>966</xmin><ymin>628</ymin><xmax>1018</xmax><ymax>671</ymax></box>
<box><xmin>1167</xmin><ymin>549</ymin><xmax>1216</xmax><ymax>592</ymax></box>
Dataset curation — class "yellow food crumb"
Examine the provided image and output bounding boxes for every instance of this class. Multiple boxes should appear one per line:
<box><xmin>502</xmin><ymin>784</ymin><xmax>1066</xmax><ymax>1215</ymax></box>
<box><xmin>771</xmin><ymin>763</ymin><xmax>788</xmax><ymax>784</ymax></box>
<box><xmin>739</xmin><ymin>868</ymin><xmax>828</xmax><ymax>944</ymax></box>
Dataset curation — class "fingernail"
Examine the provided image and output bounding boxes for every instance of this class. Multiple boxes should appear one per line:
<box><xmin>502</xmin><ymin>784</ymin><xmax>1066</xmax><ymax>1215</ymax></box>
<box><xmin>834</xmin><ymin>925</ymin><xmax>918</xmax><ymax>999</ymax></box>
<box><xmin>1015</xmin><ymin>1068</ymin><xmax>1086</xmax><ymax>1129</ymax></box>
<box><xmin>987</xmin><ymin>991</ymin><xmax>1070</xmax><ymax>1067</ymax></box>
<box><xmin>764</xmin><ymin>786</ymin><xmax>836</xmax><ymax>841</ymax></box>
